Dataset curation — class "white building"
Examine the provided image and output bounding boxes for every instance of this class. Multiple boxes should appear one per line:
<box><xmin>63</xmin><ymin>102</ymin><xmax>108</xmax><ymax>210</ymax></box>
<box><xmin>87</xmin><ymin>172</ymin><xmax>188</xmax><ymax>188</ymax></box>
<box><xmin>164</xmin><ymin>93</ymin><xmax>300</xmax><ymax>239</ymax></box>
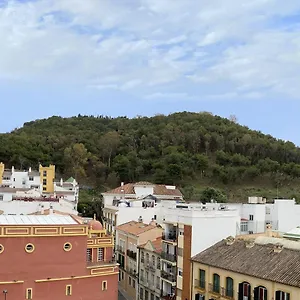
<box><xmin>102</xmin><ymin>182</ymin><xmax>183</xmax><ymax>235</ymax></box>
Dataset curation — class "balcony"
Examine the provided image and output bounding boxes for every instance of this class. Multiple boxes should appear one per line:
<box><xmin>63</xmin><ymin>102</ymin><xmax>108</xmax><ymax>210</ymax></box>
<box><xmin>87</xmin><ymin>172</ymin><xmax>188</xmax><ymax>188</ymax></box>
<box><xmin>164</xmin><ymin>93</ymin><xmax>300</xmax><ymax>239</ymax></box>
<box><xmin>194</xmin><ymin>279</ymin><xmax>206</xmax><ymax>291</ymax></box>
<box><xmin>161</xmin><ymin>270</ymin><xmax>176</xmax><ymax>283</ymax></box>
<box><xmin>127</xmin><ymin>249</ymin><xmax>137</xmax><ymax>260</ymax></box>
<box><xmin>208</xmin><ymin>283</ymin><xmax>220</xmax><ymax>295</ymax></box>
<box><xmin>86</xmin><ymin>259</ymin><xmax>116</xmax><ymax>268</ymax></box>
<box><xmin>145</xmin><ymin>263</ymin><xmax>156</xmax><ymax>272</ymax></box>
<box><xmin>161</xmin><ymin>291</ymin><xmax>176</xmax><ymax>300</ymax></box>
<box><xmin>115</xmin><ymin>245</ymin><xmax>125</xmax><ymax>254</ymax></box>
<box><xmin>127</xmin><ymin>267</ymin><xmax>138</xmax><ymax>277</ymax></box>
<box><xmin>221</xmin><ymin>287</ymin><xmax>234</xmax><ymax>299</ymax></box>
<box><xmin>162</xmin><ymin>233</ymin><xmax>177</xmax><ymax>243</ymax></box>
<box><xmin>161</xmin><ymin>252</ymin><xmax>176</xmax><ymax>262</ymax></box>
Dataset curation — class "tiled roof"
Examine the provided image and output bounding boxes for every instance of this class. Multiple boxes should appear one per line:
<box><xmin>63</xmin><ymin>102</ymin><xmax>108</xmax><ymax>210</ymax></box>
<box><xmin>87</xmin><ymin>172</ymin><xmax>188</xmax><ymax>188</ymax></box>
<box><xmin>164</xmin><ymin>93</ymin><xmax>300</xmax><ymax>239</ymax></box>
<box><xmin>191</xmin><ymin>237</ymin><xmax>300</xmax><ymax>288</ymax></box>
<box><xmin>116</xmin><ymin>221</ymin><xmax>159</xmax><ymax>236</ymax></box>
<box><xmin>139</xmin><ymin>237</ymin><xmax>162</xmax><ymax>254</ymax></box>
<box><xmin>104</xmin><ymin>182</ymin><xmax>182</xmax><ymax>197</ymax></box>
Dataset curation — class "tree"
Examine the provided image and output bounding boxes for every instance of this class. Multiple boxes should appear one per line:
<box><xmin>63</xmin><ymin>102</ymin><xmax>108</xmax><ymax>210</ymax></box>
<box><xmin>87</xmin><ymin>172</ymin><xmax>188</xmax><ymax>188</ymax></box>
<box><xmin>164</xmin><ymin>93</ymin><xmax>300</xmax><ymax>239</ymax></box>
<box><xmin>64</xmin><ymin>143</ymin><xmax>89</xmax><ymax>180</ymax></box>
<box><xmin>100</xmin><ymin>131</ymin><xmax>120</xmax><ymax>167</ymax></box>
<box><xmin>200</xmin><ymin>187</ymin><xmax>227</xmax><ymax>203</ymax></box>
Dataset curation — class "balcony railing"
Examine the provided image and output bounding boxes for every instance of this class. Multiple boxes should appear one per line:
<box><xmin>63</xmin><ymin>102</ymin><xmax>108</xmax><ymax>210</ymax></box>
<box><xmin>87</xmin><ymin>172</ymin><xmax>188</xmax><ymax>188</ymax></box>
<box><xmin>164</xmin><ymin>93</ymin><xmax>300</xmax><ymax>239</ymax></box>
<box><xmin>194</xmin><ymin>279</ymin><xmax>206</xmax><ymax>290</ymax></box>
<box><xmin>127</xmin><ymin>267</ymin><xmax>137</xmax><ymax>277</ymax></box>
<box><xmin>221</xmin><ymin>287</ymin><xmax>234</xmax><ymax>298</ymax></box>
<box><xmin>162</xmin><ymin>233</ymin><xmax>177</xmax><ymax>242</ymax></box>
<box><xmin>161</xmin><ymin>252</ymin><xmax>176</xmax><ymax>262</ymax></box>
<box><xmin>209</xmin><ymin>283</ymin><xmax>220</xmax><ymax>294</ymax></box>
<box><xmin>115</xmin><ymin>245</ymin><xmax>125</xmax><ymax>254</ymax></box>
<box><xmin>127</xmin><ymin>249</ymin><xmax>137</xmax><ymax>260</ymax></box>
<box><xmin>161</xmin><ymin>270</ymin><xmax>176</xmax><ymax>283</ymax></box>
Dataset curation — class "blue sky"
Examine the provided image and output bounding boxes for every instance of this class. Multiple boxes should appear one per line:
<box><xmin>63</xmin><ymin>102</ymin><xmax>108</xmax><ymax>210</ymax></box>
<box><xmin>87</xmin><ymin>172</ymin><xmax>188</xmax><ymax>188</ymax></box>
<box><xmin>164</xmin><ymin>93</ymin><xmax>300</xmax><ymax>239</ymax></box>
<box><xmin>1</xmin><ymin>0</ymin><xmax>300</xmax><ymax>144</ymax></box>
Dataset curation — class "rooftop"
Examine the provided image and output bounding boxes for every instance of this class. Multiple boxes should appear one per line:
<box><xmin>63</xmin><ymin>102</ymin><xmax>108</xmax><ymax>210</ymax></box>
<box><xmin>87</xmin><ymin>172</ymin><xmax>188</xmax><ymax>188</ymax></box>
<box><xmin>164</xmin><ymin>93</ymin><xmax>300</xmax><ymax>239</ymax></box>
<box><xmin>192</xmin><ymin>236</ymin><xmax>300</xmax><ymax>288</ymax></box>
<box><xmin>116</xmin><ymin>221</ymin><xmax>159</xmax><ymax>236</ymax></box>
<box><xmin>103</xmin><ymin>182</ymin><xmax>182</xmax><ymax>197</ymax></box>
<box><xmin>139</xmin><ymin>237</ymin><xmax>162</xmax><ymax>254</ymax></box>
<box><xmin>0</xmin><ymin>215</ymin><xmax>78</xmax><ymax>225</ymax></box>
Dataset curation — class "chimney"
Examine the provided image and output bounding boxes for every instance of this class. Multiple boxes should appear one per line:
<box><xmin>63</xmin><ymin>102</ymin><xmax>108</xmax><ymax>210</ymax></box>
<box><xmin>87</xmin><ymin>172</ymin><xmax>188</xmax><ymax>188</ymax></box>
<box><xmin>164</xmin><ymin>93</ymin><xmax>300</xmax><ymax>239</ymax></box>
<box><xmin>266</xmin><ymin>223</ymin><xmax>273</xmax><ymax>237</ymax></box>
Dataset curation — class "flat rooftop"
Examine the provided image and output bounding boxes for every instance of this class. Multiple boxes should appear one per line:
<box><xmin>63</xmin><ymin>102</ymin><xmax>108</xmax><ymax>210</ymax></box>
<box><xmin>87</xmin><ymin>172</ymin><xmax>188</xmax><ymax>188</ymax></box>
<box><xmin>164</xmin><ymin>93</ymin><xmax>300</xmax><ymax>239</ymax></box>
<box><xmin>0</xmin><ymin>215</ymin><xmax>78</xmax><ymax>225</ymax></box>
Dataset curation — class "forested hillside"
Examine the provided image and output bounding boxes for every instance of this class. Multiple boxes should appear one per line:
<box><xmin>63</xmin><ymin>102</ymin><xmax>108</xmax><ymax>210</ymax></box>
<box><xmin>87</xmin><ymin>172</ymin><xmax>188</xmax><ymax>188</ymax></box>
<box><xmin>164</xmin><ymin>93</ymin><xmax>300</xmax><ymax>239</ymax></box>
<box><xmin>1</xmin><ymin>112</ymin><xmax>300</xmax><ymax>201</ymax></box>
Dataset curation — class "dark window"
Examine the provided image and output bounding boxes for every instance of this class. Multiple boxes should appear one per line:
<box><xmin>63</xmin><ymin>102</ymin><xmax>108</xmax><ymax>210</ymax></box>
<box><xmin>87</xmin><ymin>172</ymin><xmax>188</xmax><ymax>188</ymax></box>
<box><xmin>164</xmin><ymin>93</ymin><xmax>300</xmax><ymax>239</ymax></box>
<box><xmin>276</xmin><ymin>291</ymin><xmax>290</xmax><ymax>300</ymax></box>
<box><xmin>249</xmin><ymin>214</ymin><xmax>254</xmax><ymax>221</ymax></box>
<box><xmin>43</xmin><ymin>179</ymin><xmax>47</xmax><ymax>185</ymax></box>
<box><xmin>213</xmin><ymin>273</ymin><xmax>220</xmax><ymax>293</ymax></box>
<box><xmin>238</xmin><ymin>282</ymin><xmax>251</xmax><ymax>300</ymax></box>
<box><xmin>254</xmin><ymin>286</ymin><xmax>267</xmax><ymax>300</ymax></box>
<box><xmin>43</xmin><ymin>171</ymin><xmax>47</xmax><ymax>176</ymax></box>
<box><xmin>199</xmin><ymin>269</ymin><xmax>205</xmax><ymax>288</ymax></box>
<box><xmin>226</xmin><ymin>277</ymin><xmax>234</xmax><ymax>297</ymax></box>
<box><xmin>29</xmin><ymin>176</ymin><xmax>34</xmax><ymax>181</ymax></box>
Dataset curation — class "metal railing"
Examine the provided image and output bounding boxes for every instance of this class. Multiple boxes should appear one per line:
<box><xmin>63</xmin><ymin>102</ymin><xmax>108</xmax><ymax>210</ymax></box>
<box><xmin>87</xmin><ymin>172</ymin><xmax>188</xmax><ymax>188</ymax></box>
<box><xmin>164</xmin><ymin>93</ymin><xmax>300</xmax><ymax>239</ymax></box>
<box><xmin>161</xmin><ymin>270</ymin><xmax>176</xmax><ymax>282</ymax></box>
<box><xmin>162</xmin><ymin>233</ymin><xmax>177</xmax><ymax>242</ymax></box>
<box><xmin>209</xmin><ymin>283</ymin><xmax>220</xmax><ymax>294</ymax></box>
<box><xmin>221</xmin><ymin>287</ymin><xmax>234</xmax><ymax>298</ymax></box>
<box><xmin>194</xmin><ymin>279</ymin><xmax>206</xmax><ymax>290</ymax></box>
<box><xmin>161</xmin><ymin>252</ymin><xmax>176</xmax><ymax>262</ymax></box>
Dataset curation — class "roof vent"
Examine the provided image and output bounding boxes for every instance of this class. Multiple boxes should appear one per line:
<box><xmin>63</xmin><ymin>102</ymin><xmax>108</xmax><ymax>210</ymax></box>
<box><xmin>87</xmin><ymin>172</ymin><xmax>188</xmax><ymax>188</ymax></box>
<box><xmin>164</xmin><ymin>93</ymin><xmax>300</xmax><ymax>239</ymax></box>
<box><xmin>225</xmin><ymin>236</ymin><xmax>235</xmax><ymax>245</ymax></box>
<box><xmin>245</xmin><ymin>239</ymin><xmax>255</xmax><ymax>248</ymax></box>
<box><xmin>274</xmin><ymin>243</ymin><xmax>283</xmax><ymax>253</ymax></box>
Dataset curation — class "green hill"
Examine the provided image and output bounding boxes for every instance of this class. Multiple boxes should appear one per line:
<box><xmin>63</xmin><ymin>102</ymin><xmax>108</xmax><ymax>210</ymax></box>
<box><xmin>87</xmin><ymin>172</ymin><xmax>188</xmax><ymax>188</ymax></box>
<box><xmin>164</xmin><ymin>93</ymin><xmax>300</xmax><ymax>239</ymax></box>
<box><xmin>1</xmin><ymin>112</ymin><xmax>300</xmax><ymax>202</ymax></box>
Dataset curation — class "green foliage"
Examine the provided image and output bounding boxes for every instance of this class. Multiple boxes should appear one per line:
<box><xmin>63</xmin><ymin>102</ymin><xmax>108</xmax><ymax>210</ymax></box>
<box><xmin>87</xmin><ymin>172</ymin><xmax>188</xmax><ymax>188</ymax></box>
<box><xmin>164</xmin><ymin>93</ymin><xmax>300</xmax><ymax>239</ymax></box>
<box><xmin>200</xmin><ymin>187</ymin><xmax>227</xmax><ymax>203</ymax></box>
<box><xmin>2</xmin><ymin>112</ymin><xmax>300</xmax><ymax>201</ymax></box>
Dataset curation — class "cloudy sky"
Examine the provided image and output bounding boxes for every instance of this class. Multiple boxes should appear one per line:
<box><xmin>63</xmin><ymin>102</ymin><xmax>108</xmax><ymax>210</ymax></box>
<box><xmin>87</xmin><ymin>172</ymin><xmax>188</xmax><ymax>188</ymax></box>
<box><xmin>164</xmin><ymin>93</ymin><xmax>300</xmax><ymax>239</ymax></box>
<box><xmin>1</xmin><ymin>0</ymin><xmax>300</xmax><ymax>143</ymax></box>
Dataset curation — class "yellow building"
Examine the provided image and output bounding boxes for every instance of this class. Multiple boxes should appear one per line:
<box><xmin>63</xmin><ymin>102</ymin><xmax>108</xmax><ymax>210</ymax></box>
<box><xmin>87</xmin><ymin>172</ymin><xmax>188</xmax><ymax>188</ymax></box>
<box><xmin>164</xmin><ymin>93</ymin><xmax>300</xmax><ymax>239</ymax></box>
<box><xmin>0</xmin><ymin>163</ymin><xmax>4</xmax><ymax>185</ymax></box>
<box><xmin>39</xmin><ymin>164</ymin><xmax>55</xmax><ymax>193</ymax></box>
<box><xmin>191</xmin><ymin>234</ymin><xmax>298</xmax><ymax>300</ymax></box>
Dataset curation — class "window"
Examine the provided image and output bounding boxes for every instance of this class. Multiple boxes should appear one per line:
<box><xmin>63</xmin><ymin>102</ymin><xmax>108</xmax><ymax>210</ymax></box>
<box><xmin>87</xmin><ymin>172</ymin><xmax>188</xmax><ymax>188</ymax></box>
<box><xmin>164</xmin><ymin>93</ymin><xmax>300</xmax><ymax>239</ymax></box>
<box><xmin>0</xmin><ymin>194</ymin><xmax>3</xmax><ymax>201</ymax></box>
<box><xmin>86</xmin><ymin>248</ymin><xmax>92</xmax><ymax>262</ymax></box>
<box><xmin>43</xmin><ymin>187</ymin><xmax>47</xmax><ymax>191</ymax></box>
<box><xmin>254</xmin><ymin>286</ymin><xmax>267</xmax><ymax>300</ymax></box>
<box><xmin>276</xmin><ymin>291</ymin><xmax>290</xmax><ymax>300</ymax></box>
<box><xmin>249</xmin><ymin>214</ymin><xmax>254</xmax><ymax>221</ymax></box>
<box><xmin>22</xmin><ymin>180</ymin><xmax>26</xmax><ymax>185</ymax></box>
<box><xmin>43</xmin><ymin>179</ymin><xmax>47</xmax><ymax>185</ymax></box>
<box><xmin>226</xmin><ymin>277</ymin><xmax>234</xmax><ymax>297</ymax></box>
<box><xmin>157</xmin><ymin>257</ymin><xmax>160</xmax><ymax>269</ymax></box>
<box><xmin>179</xmin><ymin>229</ymin><xmax>184</xmax><ymax>236</ymax></box>
<box><xmin>43</xmin><ymin>170</ymin><xmax>47</xmax><ymax>176</ymax></box>
<box><xmin>146</xmin><ymin>253</ymin><xmax>149</xmax><ymax>264</ymax></box>
<box><xmin>129</xmin><ymin>277</ymin><xmax>132</xmax><ymax>286</ymax></box>
<box><xmin>26</xmin><ymin>288</ymin><xmax>32</xmax><ymax>300</ymax></box>
<box><xmin>102</xmin><ymin>281</ymin><xmax>107</xmax><ymax>291</ymax></box>
<box><xmin>239</xmin><ymin>282</ymin><xmax>251</xmax><ymax>300</ymax></box>
<box><xmin>0</xmin><ymin>244</ymin><xmax>4</xmax><ymax>254</ymax></box>
<box><xmin>199</xmin><ymin>269</ymin><xmax>205</xmax><ymax>289</ymax></box>
<box><xmin>13</xmin><ymin>178</ymin><xmax>15</xmax><ymax>182</ymax></box>
<box><xmin>141</xmin><ymin>269</ymin><xmax>144</xmax><ymax>281</ymax></box>
<box><xmin>141</xmin><ymin>251</ymin><xmax>144</xmax><ymax>263</ymax></box>
<box><xmin>29</xmin><ymin>176</ymin><xmax>34</xmax><ymax>181</ymax></box>
<box><xmin>97</xmin><ymin>248</ymin><xmax>104</xmax><ymax>261</ymax></box>
<box><xmin>178</xmin><ymin>268</ymin><xmax>183</xmax><ymax>277</ymax></box>
<box><xmin>156</xmin><ymin>276</ymin><xmax>160</xmax><ymax>289</ymax></box>
<box><xmin>241</xmin><ymin>221</ymin><xmax>248</xmax><ymax>232</ymax></box>
<box><xmin>64</xmin><ymin>242</ymin><xmax>72</xmax><ymax>252</ymax></box>
<box><xmin>152</xmin><ymin>255</ymin><xmax>155</xmax><ymax>266</ymax></box>
<box><xmin>140</xmin><ymin>288</ymin><xmax>144</xmax><ymax>300</ymax></box>
<box><xmin>132</xmin><ymin>279</ymin><xmax>136</xmax><ymax>288</ymax></box>
<box><xmin>153</xmin><ymin>214</ymin><xmax>157</xmax><ymax>220</ymax></box>
<box><xmin>151</xmin><ymin>293</ymin><xmax>155</xmax><ymax>300</ymax></box>
<box><xmin>25</xmin><ymin>243</ymin><xmax>35</xmax><ymax>253</ymax></box>
<box><xmin>66</xmin><ymin>285</ymin><xmax>72</xmax><ymax>296</ymax></box>
<box><xmin>213</xmin><ymin>273</ymin><xmax>220</xmax><ymax>293</ymax></box>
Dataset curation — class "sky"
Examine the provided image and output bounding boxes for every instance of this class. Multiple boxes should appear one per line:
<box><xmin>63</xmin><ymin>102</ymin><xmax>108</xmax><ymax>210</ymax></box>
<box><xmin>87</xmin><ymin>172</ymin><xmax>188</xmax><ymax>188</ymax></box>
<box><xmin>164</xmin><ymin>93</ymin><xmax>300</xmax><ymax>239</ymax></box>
<box><xmin>1</xmin><ymin>0</ymin><xmax>300</xmax><ymax>144</ymax></box>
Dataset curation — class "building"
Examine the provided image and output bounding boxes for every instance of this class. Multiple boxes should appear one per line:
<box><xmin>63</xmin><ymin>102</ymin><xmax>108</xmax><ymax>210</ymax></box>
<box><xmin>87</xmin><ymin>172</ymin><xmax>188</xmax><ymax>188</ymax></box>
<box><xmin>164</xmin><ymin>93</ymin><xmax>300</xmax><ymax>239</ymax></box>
<box><xmin>138</xmin><ymin>237</ymin><xmax>162</xmax><ymax>300</ymax></box>
<box><xmin>191</xmin><ymin>228</ymin><xmax>299</xmax><ymax>300</ymax></box>
<box><xmin>160</xmin><ymin>202</ymin><xmax>240</xmax><ymax>300</ymax></box>
<box><xmin>0</xmin><ymin>214</ymin><xmax>118</xmax><ymax>300</ymax></box>
<box><xmin>116</xmin><ymin>220</ymin><xmax>163</xmax><ymax>300</ymax></box>
<box><xmin>102</xmin><ymin>182</ymin><xmax>183</xmax><ymax>235</ymax></box>
<box><xmin>0</xmin><ymin>163</ymin><xmax>79</xmax><ymax>215</ymax></box>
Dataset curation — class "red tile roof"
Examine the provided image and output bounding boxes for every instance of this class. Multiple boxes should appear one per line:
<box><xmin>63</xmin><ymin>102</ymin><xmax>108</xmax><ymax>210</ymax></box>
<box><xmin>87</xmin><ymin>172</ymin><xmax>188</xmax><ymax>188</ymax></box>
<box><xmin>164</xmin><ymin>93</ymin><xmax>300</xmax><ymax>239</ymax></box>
<box><xmin>139</xmin><ymin>237</ymin><xmax>162</xmax><ymax>254</ymax></box>
<box><xmin>103</xmin><ymin>182</ymin><xmax>182</xmax><ymax>197</ymax></box>
<box><xmin>116</xmin><ymin>221</ymin><xmax>159</xmax><ymax>236</ymax></box>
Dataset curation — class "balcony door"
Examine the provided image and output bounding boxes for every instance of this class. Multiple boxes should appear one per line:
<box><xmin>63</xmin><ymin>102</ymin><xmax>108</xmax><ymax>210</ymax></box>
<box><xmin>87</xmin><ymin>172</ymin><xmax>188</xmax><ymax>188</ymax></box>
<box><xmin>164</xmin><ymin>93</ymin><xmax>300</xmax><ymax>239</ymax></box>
<box><xmin>238</xmin><ymin>282</ymin><xmax>251</xmax><ymax>300</ymax></box>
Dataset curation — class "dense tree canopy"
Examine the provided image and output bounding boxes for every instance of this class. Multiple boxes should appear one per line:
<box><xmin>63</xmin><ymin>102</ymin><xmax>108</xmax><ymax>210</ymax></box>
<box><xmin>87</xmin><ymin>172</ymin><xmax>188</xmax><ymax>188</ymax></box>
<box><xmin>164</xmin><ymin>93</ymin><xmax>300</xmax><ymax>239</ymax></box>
<box><xmin>1</xmin><ymin>112</ymin><xmax>300</xmax><ymax>200</ymax></box>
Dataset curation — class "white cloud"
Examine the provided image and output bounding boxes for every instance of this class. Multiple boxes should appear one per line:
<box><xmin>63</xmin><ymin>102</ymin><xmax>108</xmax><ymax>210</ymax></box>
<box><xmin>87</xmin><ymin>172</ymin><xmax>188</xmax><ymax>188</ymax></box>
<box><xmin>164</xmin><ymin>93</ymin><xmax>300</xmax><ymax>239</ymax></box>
<box><xmin>0</xmin><ymin>0</ymin><xmax>300</xmax><ymax>99</ymax></box>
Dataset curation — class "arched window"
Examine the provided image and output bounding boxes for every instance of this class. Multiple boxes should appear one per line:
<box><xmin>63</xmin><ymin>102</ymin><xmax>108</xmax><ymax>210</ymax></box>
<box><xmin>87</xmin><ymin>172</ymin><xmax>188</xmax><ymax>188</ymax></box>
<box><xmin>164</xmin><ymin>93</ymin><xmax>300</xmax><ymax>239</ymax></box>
<box><xmin>254</xmin><ymin>286</ymin><xmax>267</xmax><ymax>300</ymax></box>
<box><xmin>226</xmin><ymin>277</ymin><xmax>234</xmax><ymax>297</ymax></box>
<box><xmin>152</xmin><ymin>255</ymin><xmax>155</xmax><ymax>266</ymax></box>
<box><xmin>212</xmin><ymin>273</ymin><xmax>220</xmax><ymax>293</ymax></box>
<box><xmin>238</xmin><ymin>282</ymin><xmax>251</xmax><ymax>300</ymax></box>
<box><xmin>141</xmin><ymin>251</ymin><xmax>144</xmax><ymax>263</ymax></box>
<box><xmin>146</xmin><ymin>253</ymin><xmax>149</xmax><ymax>264</ymax></box>
<box><xmin>275</xmin><ymin>291</ymin><xmax>290</xmax><ymax>300</ymax></box>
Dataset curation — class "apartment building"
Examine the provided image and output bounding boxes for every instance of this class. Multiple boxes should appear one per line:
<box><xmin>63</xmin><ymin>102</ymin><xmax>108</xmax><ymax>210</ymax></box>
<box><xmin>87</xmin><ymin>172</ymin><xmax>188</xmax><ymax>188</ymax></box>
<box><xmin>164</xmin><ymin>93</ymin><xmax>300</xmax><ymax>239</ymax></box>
<box><xmin>102</xmin><ymin>181</ymin><xmax>183</xmax><ymax>235</ymax></box>
<box><xmin>0</xmin><ymin>214</ymin><xmax>118</xmax><ymax>300</ymax></box>
<box><xmin>161</xmin><ymin>203</ymin><xmax>240</xmax><ymax>300</ymax></box>
<box><xmin>191</xmin><ymin>228</ymin><xmax>299</xmax><ymax>300</ymax></box>
<box><xmin>116</xmin><ymin>220</ymin><xmax>163</xmax><ymax>300</ymax></box>
<box><xmin>138</xmin><ymin>237</ymin><xmax>162</xmax><ymax>300</ymax></box>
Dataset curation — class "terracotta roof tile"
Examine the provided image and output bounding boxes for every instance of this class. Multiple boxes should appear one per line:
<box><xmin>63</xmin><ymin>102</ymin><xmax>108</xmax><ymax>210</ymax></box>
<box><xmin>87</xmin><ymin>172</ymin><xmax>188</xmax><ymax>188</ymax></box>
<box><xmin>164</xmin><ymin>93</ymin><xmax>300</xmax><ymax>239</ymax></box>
<box><xmin>191</xmin><ymin>238</ymin><xmax>300</xmax><ymax>288</ymax></box>
<box><xmin>104</xmin><ymin>182</ymin><xmax>182</xmax><ymax>197</ymax></box>
<box><xmin>139</xmin><ymin>237</ymin><xmax>162</xmax><ymax>254</ymax></box>
<box><xmin>116</xmin><ymin>221</ymin><xmax>159</xmax><ymax>236</ymax></box>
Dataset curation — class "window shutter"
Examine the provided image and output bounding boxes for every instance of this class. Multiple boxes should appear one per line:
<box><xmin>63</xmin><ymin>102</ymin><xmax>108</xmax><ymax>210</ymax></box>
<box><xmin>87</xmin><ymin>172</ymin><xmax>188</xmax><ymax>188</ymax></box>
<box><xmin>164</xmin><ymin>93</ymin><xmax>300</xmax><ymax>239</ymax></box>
<box><xmin>253</xmin><ymin>287</ymin><xmax>258</xmax><ymax>300</ymax></box>
<box><xmin>238</xmin><ymin>284</ymin><xmax>243</xmax><ymax>300</ymax></box>
<box><xmin>263</xmin><ymin>288</ymin><xmax>267</xmax><ymax>300</ymax></box>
